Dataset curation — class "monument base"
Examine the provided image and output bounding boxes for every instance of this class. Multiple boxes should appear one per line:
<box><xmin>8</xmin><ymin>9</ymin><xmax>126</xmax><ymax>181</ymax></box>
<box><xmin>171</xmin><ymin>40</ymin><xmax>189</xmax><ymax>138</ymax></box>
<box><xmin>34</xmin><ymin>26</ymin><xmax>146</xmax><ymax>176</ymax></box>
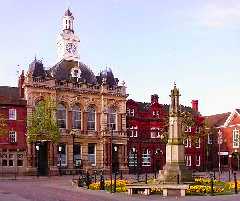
<box><xmin>158</xmin><ymin>162</ymin><xmax>193</xmax><ymax>184</ymax></box>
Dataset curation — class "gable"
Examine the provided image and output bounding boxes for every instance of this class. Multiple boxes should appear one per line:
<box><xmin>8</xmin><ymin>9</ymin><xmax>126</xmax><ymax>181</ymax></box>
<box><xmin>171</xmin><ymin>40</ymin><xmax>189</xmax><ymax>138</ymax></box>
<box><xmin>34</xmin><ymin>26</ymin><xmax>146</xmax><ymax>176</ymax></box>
<box><xmin>224</xmin><ymin>110</ymin><xmax>240</xmax><ymax>127</ymax></box>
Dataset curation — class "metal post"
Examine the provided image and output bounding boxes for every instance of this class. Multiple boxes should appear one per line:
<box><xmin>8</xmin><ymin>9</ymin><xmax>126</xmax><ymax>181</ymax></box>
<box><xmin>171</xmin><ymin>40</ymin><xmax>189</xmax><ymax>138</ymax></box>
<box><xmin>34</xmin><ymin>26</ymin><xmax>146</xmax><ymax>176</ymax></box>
<box><xmin>94</xmin><ymin>171</ymin><xmax>97</xmax><ymax>183</ymax></box>
<box><xmin>210</xmin><ymin>173</ymin><xmax>214</xmax><ymax>196</ymax></box>
<box><xmin>177</xmin><ymin>174</ymin><xmax>180</xmax><ymax>184</ymax></box>
<box><xmin>110</xmin><ymin>128</ymin><xmax>113</xmax><ymax>193</ymax></box>
<box><xmin>213</xmin><ymin>170</ymin><xmax>216</xmax><ymax>180</ymax></box>
<box><xmin>229</xmin><ymin>169</ymin><xmax>231</xmax><ymax>182</ymax></box>
<box><xmin>120</xmin><ymin>170</ymin><xmax>123</xmax><ymax>180</ymax></box>
<box><xmin>234</xmin><ymin>172</ymin><xmax>238</xmax><ymax>194</ymax></box>
<box><xmin>218</xmin><ymin>142</ymin><xmax>221</xmax><ymax>180</ymax></box>
<box><xmin>114</xmin><ymin>172</ymin><xmax>117</xmax><ymax>193</ymax></box>
<box><xmin>72</xmin><ymin>133</ymin><xmax>75</xmax><ymax>169</ymax></box>
<box><xmin>145</xmin><ymin>171</ymin><xmax>147</xmax><ymax>184</ymax></box>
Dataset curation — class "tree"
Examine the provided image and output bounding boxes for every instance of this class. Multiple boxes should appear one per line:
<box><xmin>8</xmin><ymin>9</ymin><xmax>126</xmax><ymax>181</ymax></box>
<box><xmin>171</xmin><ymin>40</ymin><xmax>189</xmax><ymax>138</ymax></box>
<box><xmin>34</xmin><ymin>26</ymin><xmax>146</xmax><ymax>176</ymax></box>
<box><xmin>0</xmin><ymin>113</ymin><xmax>7</xmax><ymax>136</ymax></box>
<box><xmin>27</xmin><ymin>98</ymin><xmax>60</xmax><ymax>143</ymax></box>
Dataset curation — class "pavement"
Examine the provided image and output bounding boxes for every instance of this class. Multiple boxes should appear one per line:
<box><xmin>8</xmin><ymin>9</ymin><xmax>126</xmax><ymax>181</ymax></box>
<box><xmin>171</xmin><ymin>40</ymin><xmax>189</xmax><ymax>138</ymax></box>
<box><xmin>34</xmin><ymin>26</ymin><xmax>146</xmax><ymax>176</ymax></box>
<box><xmin>0</xmin><ymin>173</ymin><xmax>240</xmax><ymax>201</ymax></box>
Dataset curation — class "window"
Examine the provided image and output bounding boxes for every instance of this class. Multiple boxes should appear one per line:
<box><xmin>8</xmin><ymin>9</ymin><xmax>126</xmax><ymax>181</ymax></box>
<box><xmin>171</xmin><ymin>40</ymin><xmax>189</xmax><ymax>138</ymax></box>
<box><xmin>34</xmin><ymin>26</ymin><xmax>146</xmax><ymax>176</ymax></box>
<box><xmin>196</xmin><ymin>138</ymin><xmax>200</xmax><ymax>148</ymax></box>
<box><xmin>233</xmin><ymin>128</ymin><xmax>239</xmax><ymax>148</ymax></box>
<box><xmin>57</xmin><ymin>104</ymin><xmax>66</xmax><ymax>129</ymax></box>
<box><xmin>184</xmin><ymin>137</ymin><xmax>191</xmax><ymax>148</ymax></box>
<box><xmin>128</xmin><ymin>148</ymin><xmax>137</xmax><ymax>167</ymax></box>
<box><xmin>153</xmin><ymin>111</ymin><xmax>160</xmax><ymax>118</ymax></box>
<box><xmin>73</xmin><ymin>143</ymin><xmax>81</xmax><ymax>167</ymax></box>
<box><xmin>17</xmin><ymin>153</ymin><xmax>24</xmax><ymax>167</ymax></box>
<box><xmin>196</xmin><ymin>155</ymin><xmax>200</xmax><ymax>166</ymax></box>
<box><xmin>185</xmin><ymin>155</ymin><xmax>191</xmax><ymax>166</ymax></box>
<box><xmin>58</xmin><ymin>144</ymin><xmax>67</xmax><ymax>166</ymax></box>
<box><xmin>88</xmin><ymin>144</ymin><xmax>96</xmax><ymax>166</ymax></box>
<box><xmin>128</xmin><ymin>126</ymin><xmax>138</xmax><ymax>137</ymax></box>
<box><xmin>87</xmin><ymin>106</ymin><xmax>96</xmax><ymax>131</ymax></box>
<box><xmin>151</xmin><ymin>127</ymin><xmax>161</xmax><ymax>138</ymax></box>
<box><xmin>72</xmin><ymin>105</ymin><xmax>81</xmax><ymax>129</ymax></box>
<box><xmin>127</xmin><ymin>108</ymin><xmax>134</xmax><ymax>117</ymax></box>
<box><xmin>107</xmin><ymin>108</ymin><xmax>117</xmax><ymax>130</ymax></box>
<box><xmin>8</xmin><ymin>154</ymin><xmax>14</xmax><ymax>166</ymax></box>
<box><xmin>9</xmin><ymin>131</ymin><xmax>17</xmax><ymax>143</ymax></box>
<box><xmin>142</xmin><ymin>149</ymin><xmax>151</xmax><ymax>166</ymax></box>
<box><xmin>208</xmin><ymin>133</ymin><xmax>213</xmax><ymax>144</ymax></box>
<box><xmin>9</xmin><ymin>109</ymin><xmax>16</xmax><ymax>120</ymax></box>
<box><xmin>185</xmin><ymin>127</ymin><xmax>192</xmax><ymax>133</ymax></box>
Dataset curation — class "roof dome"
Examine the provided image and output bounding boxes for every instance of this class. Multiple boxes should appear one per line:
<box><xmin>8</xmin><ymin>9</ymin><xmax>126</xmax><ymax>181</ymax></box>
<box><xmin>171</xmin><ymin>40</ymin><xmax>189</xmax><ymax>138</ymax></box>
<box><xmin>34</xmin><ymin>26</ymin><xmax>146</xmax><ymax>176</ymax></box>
<box><xmin>97</xmin><ymin>68</ymin><xmax>118</xmax><ymax>87</ymax></box>
<box><xmin>28</xmin><ymin>58</ymin><xmax>45</xmax><ymax>77</ymax></box>
<box><xmin>64</xmin><ymin>8</ymin><xmax>73</xmax><ymax>17</ymax></box>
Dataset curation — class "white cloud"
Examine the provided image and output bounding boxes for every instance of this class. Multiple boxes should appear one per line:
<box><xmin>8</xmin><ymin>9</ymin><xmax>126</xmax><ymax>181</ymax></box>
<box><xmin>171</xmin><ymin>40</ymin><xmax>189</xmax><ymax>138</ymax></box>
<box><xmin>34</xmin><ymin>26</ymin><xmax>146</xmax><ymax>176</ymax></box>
<box><xmin>198</xmin><ymin>1</ymin><xmax>240</xmax><ymax>28</ymax></box>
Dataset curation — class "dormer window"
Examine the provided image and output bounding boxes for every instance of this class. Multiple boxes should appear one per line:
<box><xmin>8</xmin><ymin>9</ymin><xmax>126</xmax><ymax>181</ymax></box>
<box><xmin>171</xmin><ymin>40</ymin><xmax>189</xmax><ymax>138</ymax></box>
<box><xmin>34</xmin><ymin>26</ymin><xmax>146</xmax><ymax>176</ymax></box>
<box><xmin>71</xmin><ymin>67</ymin><xmax>81</xmax><ymax>79</ymax></box>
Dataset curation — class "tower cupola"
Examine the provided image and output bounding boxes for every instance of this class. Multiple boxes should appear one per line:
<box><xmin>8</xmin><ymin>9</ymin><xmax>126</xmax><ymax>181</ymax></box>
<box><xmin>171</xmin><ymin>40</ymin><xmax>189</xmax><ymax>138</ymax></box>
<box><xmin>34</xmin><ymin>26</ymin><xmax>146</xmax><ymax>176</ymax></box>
<box><xmin>62</xmin><ymin>8</ymin><xmax>74</xmax><ymax>32</ymax></box>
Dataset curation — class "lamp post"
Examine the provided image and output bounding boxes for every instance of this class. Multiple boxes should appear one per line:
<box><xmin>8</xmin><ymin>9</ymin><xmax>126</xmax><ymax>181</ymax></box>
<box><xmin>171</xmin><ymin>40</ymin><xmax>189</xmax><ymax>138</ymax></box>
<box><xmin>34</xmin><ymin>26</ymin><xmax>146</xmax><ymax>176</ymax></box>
<box><xmin>132</xmin><ymin>147</ymin><xmax>136</xmax><ymax>175</ymax></box>
<box><xmin>234</xmin><ymin>149</ymin><xmax>239</xmax><ymax>171</ymax></box>
<box><xmin>35</xmin><ymin>144</ymin><xmax>39</xmax><ymax>177</ymax></box>
<box><xmin>218</xmin><ymin>130</ymin><xmax>223</xmax><ymax>180</ymax></box>
<box><xmin>59</xmin><ymin>146</ymin><xmax>62</xmax><ymax>176</ymax></box>
<box><xmin>109</xmin><ymin>127</ymin><xmax>113</xmax><ymax>193</ymax></box>
<box><xmin>71</xmin><ymin>132</ymin><xmax>75</xmax><ymax>168</ymax></box>
<box><xmin>113</xmin><ymin>145</ymin><xmax>118</xmax><ymax>193</ymax></box>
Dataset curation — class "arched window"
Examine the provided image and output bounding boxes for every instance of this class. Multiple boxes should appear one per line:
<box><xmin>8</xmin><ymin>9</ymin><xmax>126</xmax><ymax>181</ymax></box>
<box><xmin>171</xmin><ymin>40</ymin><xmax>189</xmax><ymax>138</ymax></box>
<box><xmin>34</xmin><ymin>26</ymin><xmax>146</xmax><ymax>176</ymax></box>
<box><xmin>87</xmin><ymin>106</ymin><xmax>96</xmax><ymax>131</ymax></box>
<box><xmin>57</xmin><ymin>104</ymin><xmax>66</xmax><ymax>128</ymax></box>
<box><xmin>72</xmin><ymin>105</ymin><xmax>81</xmax><ymax>129</ymax></box>
<box><xmin>107</xmin><ymin>107</ymin><xmax>117</xmax><ymax>130</ymax></box>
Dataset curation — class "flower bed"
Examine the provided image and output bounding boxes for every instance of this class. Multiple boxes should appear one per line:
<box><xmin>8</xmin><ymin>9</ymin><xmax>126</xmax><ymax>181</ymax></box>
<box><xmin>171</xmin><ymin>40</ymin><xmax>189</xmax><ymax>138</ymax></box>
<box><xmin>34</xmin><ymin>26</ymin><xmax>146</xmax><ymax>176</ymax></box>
<box><xmin>186</xmin><ymin>178</ymin><xmax>240</xmax><ymax>195</ymax></box>
<box><xmin>89</xmin><ymin>179</ymin><xmax>128</xmax><ymax>192</ymax></box>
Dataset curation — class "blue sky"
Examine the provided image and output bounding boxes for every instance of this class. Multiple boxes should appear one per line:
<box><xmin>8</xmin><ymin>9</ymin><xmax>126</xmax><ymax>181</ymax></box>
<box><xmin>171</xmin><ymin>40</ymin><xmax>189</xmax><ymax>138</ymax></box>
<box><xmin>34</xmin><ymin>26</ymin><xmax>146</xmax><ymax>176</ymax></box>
<box><xmin>0</xmin><ymin>0</ymin><xmax>240</xmax><ymax>115</ymax></box>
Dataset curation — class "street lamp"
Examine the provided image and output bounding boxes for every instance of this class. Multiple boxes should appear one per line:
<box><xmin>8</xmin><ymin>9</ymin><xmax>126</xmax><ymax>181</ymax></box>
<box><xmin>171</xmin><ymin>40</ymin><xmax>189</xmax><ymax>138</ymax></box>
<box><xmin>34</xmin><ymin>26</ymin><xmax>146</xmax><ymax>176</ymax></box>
<box><xmin>35</xmin><ymin>144</ymin><xmax>39</xmax><ymax>177</ymax></box>
<box><xmin>218</xmin><ymin>130</ymin><xmax>223</xmax><ymax>180</ymax></box>
<box><xmin>234</xmin><ymin>149</ymin><xmax>239</xmax><ymax>171</ymax></box>
<box><xmin>132</xmin><ymin>147</ymin><xmax>136</xmax><ymax>174</ymax></box>
<box><xmin>59</xmin><ymin>146</ymin><xmax>62</xmax><ymax>176</ymax></box>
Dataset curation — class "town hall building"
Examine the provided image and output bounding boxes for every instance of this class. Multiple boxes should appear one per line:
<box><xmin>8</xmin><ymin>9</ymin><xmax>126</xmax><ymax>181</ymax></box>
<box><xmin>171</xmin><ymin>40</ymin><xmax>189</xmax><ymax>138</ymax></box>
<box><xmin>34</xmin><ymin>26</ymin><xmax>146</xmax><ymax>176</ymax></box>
<box><xmin>23</xmin><ymin>9</ymin><xmax>128</xmax><ymax>175</ymax></box>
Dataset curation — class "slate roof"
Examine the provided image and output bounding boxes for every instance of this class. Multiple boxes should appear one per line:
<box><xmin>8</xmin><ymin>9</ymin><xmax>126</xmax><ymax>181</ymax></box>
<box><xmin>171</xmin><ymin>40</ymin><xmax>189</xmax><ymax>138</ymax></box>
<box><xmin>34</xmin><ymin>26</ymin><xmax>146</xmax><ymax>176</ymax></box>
<box><xmin>29</xmin><ymin>59</ymin><xmax>45</xmax><ymax>78</ymax></box>
<box><xmin>0</xmin><ymin>86</ymin><xmax>26</xmax><ymax>106</ymax></box>
<box><xmin>204</xmin><ymin>112</ymin><xmax>230</xmax><ymax>128</ymax></box>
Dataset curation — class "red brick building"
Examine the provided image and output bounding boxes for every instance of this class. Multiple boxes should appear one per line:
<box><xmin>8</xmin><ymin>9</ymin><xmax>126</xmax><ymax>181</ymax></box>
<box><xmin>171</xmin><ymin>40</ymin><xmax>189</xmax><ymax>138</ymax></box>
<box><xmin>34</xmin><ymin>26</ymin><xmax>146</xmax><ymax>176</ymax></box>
<box><xmin>205</xmin><ymin>109</ymin><xmax>240</xmax><ymax>171</ymax></box>
<box><xmin>0</xmin><ymin>71</ymin><xmax>27</xmax><ymax>174</ymax></box>
<box><xmin>127</xmin><ymin>95</ymin><xmax>206</xmax><ymax>173</ymax></box>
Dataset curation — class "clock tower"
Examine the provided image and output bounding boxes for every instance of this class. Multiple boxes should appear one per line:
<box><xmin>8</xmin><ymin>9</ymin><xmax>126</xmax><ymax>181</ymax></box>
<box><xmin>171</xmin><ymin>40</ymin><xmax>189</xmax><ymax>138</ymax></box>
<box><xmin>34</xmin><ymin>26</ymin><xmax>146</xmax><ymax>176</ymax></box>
<box><xmin>57</xmin><ymin>8</ymin><xmax>80</xmax><ymax>61</ymax></box>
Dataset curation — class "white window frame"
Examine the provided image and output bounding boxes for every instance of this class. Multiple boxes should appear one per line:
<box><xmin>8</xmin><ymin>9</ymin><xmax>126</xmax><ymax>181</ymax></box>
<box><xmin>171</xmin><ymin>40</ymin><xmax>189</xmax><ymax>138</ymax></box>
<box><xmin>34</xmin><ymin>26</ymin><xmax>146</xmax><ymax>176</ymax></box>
<box><xmin>127</xmin><ymin>108</ymin><xmax>135</xmax><ymax>117</ymax></box>
<box><xmin>88</xmin><ymin>143</ymin><xmax>96</xmax><ymax>166</ymax></box>
<box><xmin>185</xmin><ymin>155</ymin><xmax>191</xmax><ymax>166</ymax></box>
<box><xmin>57</xmin><ymin>104</ymin><xmax>67</xmax><ymax>129</ymax></box>
<box><xmin>142</xmin><ymin>149</ymin><xmax>151</xmax><ymax>166</ymax></box>
<box><xmin>196</xmin><ymin>155</ymin><xmax>200</xmax><ymax>167</ymax></box>
<box><xmin>129</xmin><ymin>126</ymin><xmax>138</xmax><ymax>137</ymax></box>
<box><xmin>128</xmin><ymin>148</ymin><xmax>137</xmax><ymax>167</ymax></box>
<box><xmin>151</xmin><ymin>127</ymin><xmax>161</xmax><ymax>138</ymax></box>
<box><xmin>208</xmin><ymin>133</ymin><xmax>213</xmax><ymax>144</ymax></box>
<box><xmin>87</xmin><ymin>107</ymin><xmax>96</xmax><ymax>131</ymax></box>
<box><xmin>185</xmin><ymin>126</ymin><xmax>192</xmax><ymax>133</ymax></box>
<box><xmin>107</xmin><ymin>108</ymin><xmax>117</xmax><ymax>131</ymax></box>
<box><xmin>58</xmin><ymin>144</ymin><xmax>67</xmax><ymax>166</ymax></box>
<box><xmin>184</xmin><ymin>137</ymin><xmax>191</xmax><ymax>148</ymax></box>
<box><xmin>72</xmin><ymin>106</ymin><xmax>81</xmax><ymax>129</ymax></box>
<box><xmin>233</xmin><ymin>128</ymin><xmax>239</xmax><ymax>148</ymax></box>
<box><xmin>9</xmin><ymin>108</ymin><xmax>16</xmax><ymax>120</ymax></box>
<box><xmin>9</xmin><ymin>131</ymin><xmax>17</xmax><ymax>143</ymax></box>
<box><xmin>196</xmin><ymin>138</ymin><xmax>200</xmax><ymax>148</ymax></box>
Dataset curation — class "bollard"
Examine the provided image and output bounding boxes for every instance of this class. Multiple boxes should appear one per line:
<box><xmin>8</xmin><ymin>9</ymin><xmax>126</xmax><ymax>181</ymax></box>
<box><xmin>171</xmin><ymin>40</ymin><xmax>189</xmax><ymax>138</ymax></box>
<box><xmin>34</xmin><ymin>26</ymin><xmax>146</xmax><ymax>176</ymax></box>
<box><xmin>213</xmin><ymin>170</ymin><xmax>216</xmax><ymax>180</ymax></box>
<box><xmin>114</xmin><ymin>172</ymin><xmax>117</xmax><ymax>193</ymax></box>
<box><xmin>228</xmin><ymin>169</ymin><xmax>231</xmax><ymax>182</ymax></box>
<box><xmin>154</xmin><ymin>171</ymin><xmax>157</xmax><ymax>179</ymax></box>
<box><xmin>177</xmin><ymin>174</ymin><xmax>180</xmax><ymax>184</ymax></box>
<box><xmin>211</xmin><ymin>175</ymin><xmax>214</xmax><ymax>196</ymax></box>
<box><xmin>94</xmin><ymin>171</ymin><xmax>97</xmax><ymax>183</ymax></box>
<box><xmin>145</xmin><ymin>172</ymin><xmax>148</xmax><ymax>184</ymax></box>
<box><xmin>100</xmin><ymin>174</ymin><xmax>105</xmax><ymax>190</ymax></box>
<box><xmin>234</xmin><ymin>172</ymin><xmax>238</xmax><ymax>194</ymax></box>
<box><xmin>120</xmin><ymin>171</ymin><xmax>123</xmax><ymax>180</ymax></box>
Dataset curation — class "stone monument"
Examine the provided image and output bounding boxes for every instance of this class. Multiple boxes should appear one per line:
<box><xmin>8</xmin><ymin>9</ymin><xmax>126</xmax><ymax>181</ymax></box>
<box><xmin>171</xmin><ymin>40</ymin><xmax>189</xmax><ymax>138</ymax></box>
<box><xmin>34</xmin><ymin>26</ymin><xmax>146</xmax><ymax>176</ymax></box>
<box><xmin>159</xmin><ymin>83</ymin><xmax>193</xmax><ymax>183</ymax></box>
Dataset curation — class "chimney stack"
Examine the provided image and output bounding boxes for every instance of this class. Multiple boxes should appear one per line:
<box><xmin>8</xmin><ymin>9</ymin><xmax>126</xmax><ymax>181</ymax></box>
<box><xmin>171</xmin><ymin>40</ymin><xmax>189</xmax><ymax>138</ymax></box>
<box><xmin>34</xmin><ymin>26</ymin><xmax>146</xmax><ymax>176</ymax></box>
<box><xmin>18</xmin><ymin>70</ymin><xmax>25</xmax><ymax>98</ymax></box>
<box><xmin>151</xmin><ymin>94</ymin><xmax>159</xmax><ymax>104</ymax></box>
<box><xmin>191</xmin><ymin>100</ymin><xmax>198</xmax><ymax>112</ymax></box>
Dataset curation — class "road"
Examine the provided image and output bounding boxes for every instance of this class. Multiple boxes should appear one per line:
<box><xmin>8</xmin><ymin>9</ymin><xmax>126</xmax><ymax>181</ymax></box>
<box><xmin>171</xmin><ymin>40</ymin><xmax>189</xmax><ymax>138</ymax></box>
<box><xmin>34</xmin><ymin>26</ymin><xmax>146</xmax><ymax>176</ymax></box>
<box><xmin>0</xmin><ymin>176</ymin><xmax>240</xmax><ymax>201</ymax></box>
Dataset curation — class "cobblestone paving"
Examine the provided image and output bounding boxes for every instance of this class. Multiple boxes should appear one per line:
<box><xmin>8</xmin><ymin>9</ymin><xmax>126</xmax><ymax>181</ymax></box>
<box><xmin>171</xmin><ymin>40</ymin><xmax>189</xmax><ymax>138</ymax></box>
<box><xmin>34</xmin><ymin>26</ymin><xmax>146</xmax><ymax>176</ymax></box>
<box><xmin>0</xmin><ymin>175</ymin><xmax>240</xmax><ymax>201</ymax></box>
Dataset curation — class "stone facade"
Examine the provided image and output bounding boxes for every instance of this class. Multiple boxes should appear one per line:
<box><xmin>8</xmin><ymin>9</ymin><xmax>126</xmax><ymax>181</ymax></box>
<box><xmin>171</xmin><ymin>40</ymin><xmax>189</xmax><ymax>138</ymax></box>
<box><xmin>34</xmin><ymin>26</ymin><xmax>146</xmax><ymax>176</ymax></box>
<box><xmin>23</xmin><ymin>9</ymin><xmax>128</xmax><ymax>176</ymax></box>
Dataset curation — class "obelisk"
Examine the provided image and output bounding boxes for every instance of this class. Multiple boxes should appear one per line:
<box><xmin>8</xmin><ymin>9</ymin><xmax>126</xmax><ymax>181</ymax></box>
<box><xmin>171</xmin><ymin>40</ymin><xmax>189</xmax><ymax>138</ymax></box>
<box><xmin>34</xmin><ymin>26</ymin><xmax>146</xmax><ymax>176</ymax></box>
<box><xmin>159</xmin><ymin>83</ymin><xmax>193</xmax><ymax>183</ymax></box>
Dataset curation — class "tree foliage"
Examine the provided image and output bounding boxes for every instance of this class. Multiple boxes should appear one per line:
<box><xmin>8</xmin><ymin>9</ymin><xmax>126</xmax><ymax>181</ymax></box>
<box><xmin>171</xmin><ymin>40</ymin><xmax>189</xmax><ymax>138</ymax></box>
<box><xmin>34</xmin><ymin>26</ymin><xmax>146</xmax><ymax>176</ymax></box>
<box><xmin>0</xmin><ymin>113</ymin><xmax>7</xmax><ymax>136</ymax></box>
<box><xmin>27</xmin><ymin>98</ymin><xmax>60</xmax><ymax>143</ymax></box>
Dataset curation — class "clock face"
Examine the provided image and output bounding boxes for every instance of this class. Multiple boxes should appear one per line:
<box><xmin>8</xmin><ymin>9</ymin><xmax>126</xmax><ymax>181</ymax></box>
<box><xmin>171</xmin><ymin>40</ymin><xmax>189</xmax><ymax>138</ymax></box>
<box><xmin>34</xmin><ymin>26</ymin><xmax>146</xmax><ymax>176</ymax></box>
<box><xmin>66</xmin><ymin>43</ymin><xmax>76</xmax><ymax>54</ymax></box>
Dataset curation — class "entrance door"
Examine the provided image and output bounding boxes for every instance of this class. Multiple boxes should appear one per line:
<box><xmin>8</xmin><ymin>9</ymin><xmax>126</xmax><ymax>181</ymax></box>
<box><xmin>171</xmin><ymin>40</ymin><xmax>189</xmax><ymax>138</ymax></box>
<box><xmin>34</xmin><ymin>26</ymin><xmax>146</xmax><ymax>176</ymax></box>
<box><xmin>112</xmin><ymin>144</ymin><xmax>119</xmax><ymax>173</ymax></box>
<box><xmin>37</xmin><ymin>142</ymin><xmax>48</xmax><ymax>176</ymax></box>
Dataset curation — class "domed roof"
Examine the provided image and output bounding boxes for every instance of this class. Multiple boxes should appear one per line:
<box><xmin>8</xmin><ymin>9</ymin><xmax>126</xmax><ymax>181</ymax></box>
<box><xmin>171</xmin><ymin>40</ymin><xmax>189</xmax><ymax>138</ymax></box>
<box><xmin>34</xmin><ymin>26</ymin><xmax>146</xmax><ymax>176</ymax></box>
<box><xmin>28</xmin><ymin>58</ymin><xmax>45</xmax><ymax>77</ymax></box>
<box><xmin>50</xmin><ymin>59</ymin><xmax>97</xmax><ymax>84</ymax></box>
